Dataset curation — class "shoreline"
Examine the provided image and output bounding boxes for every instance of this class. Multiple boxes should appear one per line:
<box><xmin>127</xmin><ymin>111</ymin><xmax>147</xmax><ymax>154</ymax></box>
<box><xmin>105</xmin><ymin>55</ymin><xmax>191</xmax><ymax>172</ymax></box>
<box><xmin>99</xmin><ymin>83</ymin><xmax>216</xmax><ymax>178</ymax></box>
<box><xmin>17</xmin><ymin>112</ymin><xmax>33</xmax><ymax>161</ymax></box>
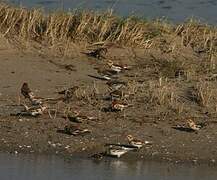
<box><xmin>0</xmin><ymin>144</ymin><xmax>216</xmax><ymax>167</ymax></box>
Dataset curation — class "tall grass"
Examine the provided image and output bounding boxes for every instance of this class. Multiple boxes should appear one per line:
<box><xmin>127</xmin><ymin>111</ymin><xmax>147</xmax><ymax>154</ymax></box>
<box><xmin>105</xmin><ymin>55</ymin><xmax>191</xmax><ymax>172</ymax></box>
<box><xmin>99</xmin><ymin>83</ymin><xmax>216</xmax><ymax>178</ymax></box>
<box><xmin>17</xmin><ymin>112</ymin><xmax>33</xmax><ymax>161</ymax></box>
<box><xmin>0</xmin><ymin>3</ymin><xmax>216</xmax><ymax>56</ymax></box>
<box><xmin>0</xmin><ymin>3</ymin><xmax>167</xmax><ymax>47</ymax></box>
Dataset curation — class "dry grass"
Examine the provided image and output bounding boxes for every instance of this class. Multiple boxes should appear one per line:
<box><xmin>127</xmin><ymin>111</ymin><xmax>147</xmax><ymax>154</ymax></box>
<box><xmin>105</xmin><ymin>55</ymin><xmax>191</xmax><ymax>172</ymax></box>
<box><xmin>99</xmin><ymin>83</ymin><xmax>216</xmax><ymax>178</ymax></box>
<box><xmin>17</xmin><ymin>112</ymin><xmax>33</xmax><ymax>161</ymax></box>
<box><xmin>0</xmin><ymin>3</ymin><xmax>168</xmax><ymax>47</ymax></box>
<box><xmin>191</xmin><ymin>81</ymin><xmax>217</xmax><ymax>108</ymax></box>
<box><xmin>1</xmin><ymin>3</ymin><xmax>217</xmax><ymax>119</ymax></box>
<box><xmin>149</xmin><ymin>78</ymin><xmax>178</xmax><ymax>106</ymax></box>
<box><xmin>176</xmin><ymin>19</ymin><xmax>217</xmax><ymax>54</ymax></box>
<box><xmin>0</xmin><ymin>3</ymin><xmax>216</xmax><ymax>58</ymax></box>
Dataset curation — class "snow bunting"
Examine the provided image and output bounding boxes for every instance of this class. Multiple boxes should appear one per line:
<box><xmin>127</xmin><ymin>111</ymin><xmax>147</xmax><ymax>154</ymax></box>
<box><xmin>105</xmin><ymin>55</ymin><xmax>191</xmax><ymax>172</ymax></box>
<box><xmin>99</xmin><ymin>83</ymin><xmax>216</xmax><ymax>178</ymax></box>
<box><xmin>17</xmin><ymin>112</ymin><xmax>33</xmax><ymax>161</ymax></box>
<box><xmin>107</xmin><ymin>80</ymin><xmax>126</xmax><ymax>91</ymax></box>
<box><xmin>21</xmin><ymin>82</ymin><xmax>33</xmax><ymax>99</ymax></box>
<box><xmin>127</xmin><ymin>135</ymin><xmax>152</xmax><ymax>149</ymax></box>
<box><xmin>111</xmin><ymin>100</ymin><xmax>128</xmax><ymax>111</ymax></box>
<box><xmin>187</xmin><ymin>119</ymin><xmax>201</xmax><ymax>131</ymax></box>
<box><xmin>107</xmin><ymin>60</ymin><xmax>130</xmax><ymax>73</ymax></box>
<box><xmin>106</xmin><ymin>145</ymin><xmax>129</xmax><ymax>158</ymax></box>
<box><xmin>64</xmin><ymin>124</ymin><xmax>91</xmax><ymax>136</ymax></box>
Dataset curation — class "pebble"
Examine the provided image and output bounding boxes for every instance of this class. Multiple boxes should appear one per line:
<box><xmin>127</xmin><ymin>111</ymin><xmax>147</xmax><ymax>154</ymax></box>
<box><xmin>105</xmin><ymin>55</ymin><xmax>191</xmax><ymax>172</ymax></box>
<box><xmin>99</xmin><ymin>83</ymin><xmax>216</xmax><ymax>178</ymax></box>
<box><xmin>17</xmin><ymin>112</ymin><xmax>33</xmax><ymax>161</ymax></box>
<box><xmin>192</xmin><ymin>159</ymin><xmax>198</xmax><ymax>164</ymax></box>
<box><xmin>65</xmin><ymin>145</ymin><xmax>70</xmax><ymax>149</ymax></box>
<box><xmin>211</xmin><ymin>159</ymin><xmax>215</xmax><ymax>163</ymax></box>
<box><xmin>48</xmin><ymin>141</ymin><xmax>56</xmax><ymax>148</ymax></box>
<box><xmin>56</xmin><ymin>143</ymin><xmax>62</xmax><ymax>146</ymax></box>
<box><xmin>151</xmin><ymin>152</ymin><xmax>159</xmax><ymax>156</ymax></box>
<box><xmin>51</xmin><ymin>144</ymin><xmax>56</xmax><ymax>148</ymax></box>
<box><xmin>18</xmin><ymin>119</ymin><xmax>23</xmax><ymax>122</ymax></box>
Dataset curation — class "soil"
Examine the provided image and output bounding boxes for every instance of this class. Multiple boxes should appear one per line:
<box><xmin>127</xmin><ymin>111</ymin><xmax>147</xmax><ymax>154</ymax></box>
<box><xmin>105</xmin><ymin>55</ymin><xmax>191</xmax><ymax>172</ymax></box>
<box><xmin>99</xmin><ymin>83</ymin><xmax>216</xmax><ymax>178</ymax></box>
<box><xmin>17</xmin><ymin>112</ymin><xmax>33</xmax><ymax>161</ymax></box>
<box><xmin>0</xmin><ymin>35</ymin><xmax>217</xmax><ymax>165</ymax></box>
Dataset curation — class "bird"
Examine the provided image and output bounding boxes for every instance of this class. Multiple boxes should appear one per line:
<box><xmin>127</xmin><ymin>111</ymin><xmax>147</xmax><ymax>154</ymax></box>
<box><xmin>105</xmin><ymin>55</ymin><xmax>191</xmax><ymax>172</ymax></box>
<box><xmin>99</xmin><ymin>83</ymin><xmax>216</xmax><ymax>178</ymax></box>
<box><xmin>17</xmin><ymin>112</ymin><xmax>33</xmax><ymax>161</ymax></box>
<box><xmin>90</xmin><ymin>153</ymin><xmax>104</xmax><ymax>160</ymax></box>
<box><xmin>64</xmin><ymin>111</ymin><xmax>83</xmax><ymax>123</ymax></box>
<box><xmin>106</xmin><ymin>80</ymin><xmax>126</xmax><ymax>91</ymax></box>
<box><xmin>21</xmin><ymin>104</ymin><xmax>47</xmax><ymax>117</ymax></box>
<box><xmin>64</xmin><ymin>124</ymin><xmax>91</xmax><ymax>136</ymax></box>
<box><xmin>110</xmin><ymin>90</ymin><xmax>125</xmax><ymax>100</ymax></box>
<box><xmin>187</xmin><ymin>119</ymin><xmax>201</xmax><ymax>131</ymax></box>
<box><xmin>58</xmin><ymin>86</ymin><xmax>79</xmax><ymax>95</ymax></box>
<box><xmin>111</xmin><ymin>100</ymin><xmax>128</xmax><ymax>111</ymax></box>
<box><xmin>106</xmin><ymin>145</ymin><xmax>129</xmax><ymax>158</ymax></box>
<box><xmin>58</xmin><ymin>86</ymin><xmax>79</xmax><ymax>103</ymax></box>
<box><xmin>21</xmin><ymin>82</ymin><xmax>33</xmax><ymax>99</ymax></box>
<box><xmin>63</xmin><ymin>110</ymin><xmax>96</xmax><ymax>123</ymax></box>
<box><xmin>127</xmin><ymin>135</ymin><xmax>152</xmax><ymax>149</ymax></box>
<box><xmin>82</xmin><ymin>47</ymin><xmax>108</xmax><ymax>59</ymax></box>
<box><xmin>30</xmin><ymin>97</ymin><xmax>43</xmax><ymax>105</ymax></box>
<box><xmin>107</xmin><ymin>60</ymin><xmax>131</xmax><ymax>73</ymax></box>
<box><xmin>21</xmin><ymin>82</ymin><xmax>43</xmax><ymax>105</ymax></box>
<box><xmin>82</xmin><ymin>42</ymin><xmax>115</xmax><ymax>59</ymax></box>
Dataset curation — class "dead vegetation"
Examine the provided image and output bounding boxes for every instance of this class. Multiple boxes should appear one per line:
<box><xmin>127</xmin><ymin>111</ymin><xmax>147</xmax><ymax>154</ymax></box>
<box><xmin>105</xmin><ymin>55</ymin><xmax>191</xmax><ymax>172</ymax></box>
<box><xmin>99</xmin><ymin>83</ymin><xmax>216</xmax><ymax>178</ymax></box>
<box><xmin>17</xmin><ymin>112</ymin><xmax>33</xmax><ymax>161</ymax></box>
<box><xmin>1</xmin><ymin>3</ymin><xmax>217</xmax><ymax>124</ymax></box>
<box><xmin>0</xmin><ymin>3</ymin><xmax>216</xmax><ymax>59</ymax></box>
<box><xmin>0</xmin><ymin>3</ymin><xmax>166</xmax><ymax>48</ymax></box>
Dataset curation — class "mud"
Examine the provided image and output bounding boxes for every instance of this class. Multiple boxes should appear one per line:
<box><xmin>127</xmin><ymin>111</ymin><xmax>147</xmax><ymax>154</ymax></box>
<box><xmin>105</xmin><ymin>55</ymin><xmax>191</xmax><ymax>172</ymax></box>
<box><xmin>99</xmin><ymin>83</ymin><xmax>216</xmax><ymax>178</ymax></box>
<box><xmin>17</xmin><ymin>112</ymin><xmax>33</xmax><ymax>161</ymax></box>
<box><xmin>0</xmin><ymin>36</ymin><xmax>217</xmax><ymax>165</ymax></box>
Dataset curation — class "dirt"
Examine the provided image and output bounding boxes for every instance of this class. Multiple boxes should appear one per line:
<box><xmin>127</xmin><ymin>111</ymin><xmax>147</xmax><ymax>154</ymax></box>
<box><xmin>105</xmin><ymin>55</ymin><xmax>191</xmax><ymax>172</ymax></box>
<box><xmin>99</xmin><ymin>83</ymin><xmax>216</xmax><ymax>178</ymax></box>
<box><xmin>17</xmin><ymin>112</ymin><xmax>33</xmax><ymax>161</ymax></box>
<box><xmin>0</xmin><ymin>35</ymin><xmax>217</xmax><ymax>165</ymax></box>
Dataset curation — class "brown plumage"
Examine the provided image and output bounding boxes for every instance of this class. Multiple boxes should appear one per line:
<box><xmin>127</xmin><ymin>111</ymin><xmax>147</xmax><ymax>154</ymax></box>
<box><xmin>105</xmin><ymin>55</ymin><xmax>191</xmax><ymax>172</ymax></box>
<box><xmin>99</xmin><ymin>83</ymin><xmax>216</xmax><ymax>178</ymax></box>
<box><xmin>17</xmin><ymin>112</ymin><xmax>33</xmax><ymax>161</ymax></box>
<box><xmin>21</xmin><ymin>82</ymin><xmax>32</xmax><ymax>99</ymax></box>
<box><xmin>58</xmin><ymin>86</ymin><xmax>79</xmax><ymax>95</ymax></box>
<box><xmin>187</xmin><ymin>119</ymin><xmax>201</xmax><ymax>131</ymax></box>
<box><xmin>58</xmin><ymin>86</ymin><xmax>79</xmax><ymax>103</ymax></box>
<box><xmin>111</xmin><ymin>100</ymin><xmax>128</xmax><ymax>111</ymax></box>
<box><xmin>127</xmin><ymin>135</ymin><xmax>143</xmax><ymax>149</ymax></box>
<box><xmin>82</xmin><ymin>47</ymin><xmax>107</xmax><ymax>59</ymax></box>
<box><xmin>64</xmin><ymin>124</ymin><xmax>90</xmax><ymax>136</ymax></box>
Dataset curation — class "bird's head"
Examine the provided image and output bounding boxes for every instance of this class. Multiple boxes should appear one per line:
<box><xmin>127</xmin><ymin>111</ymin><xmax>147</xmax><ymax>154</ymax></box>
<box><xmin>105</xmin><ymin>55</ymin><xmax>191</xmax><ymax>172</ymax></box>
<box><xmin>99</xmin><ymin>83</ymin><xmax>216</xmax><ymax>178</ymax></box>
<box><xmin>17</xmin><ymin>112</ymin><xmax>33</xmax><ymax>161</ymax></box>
<box><xmin>127</xmin><ymin>134</ymin><xmax>133</xmax><ymax>141</ymax></box>
<box><xmin>107</xmin><ymin>60</ymin><xmax>113</xmax><ymax>67</ymax></box>
<box><xmin>22</xmin><ymin>82</ymin><xmax>28</xmax><ymax>88</ymax></box>
<box><xmin>73</xmin><ymin>86</ymin><xmax>79</xmax><ymax>90</ymax></box>
<box><xmin>187</xmin><ymin>119</ymin><xmax>194</xmax><ymax>125</ymax></box>
<box><xmin>111</xmin><ymin>100</ymin><xmax>118</xmax><ymax>107</ymax></box>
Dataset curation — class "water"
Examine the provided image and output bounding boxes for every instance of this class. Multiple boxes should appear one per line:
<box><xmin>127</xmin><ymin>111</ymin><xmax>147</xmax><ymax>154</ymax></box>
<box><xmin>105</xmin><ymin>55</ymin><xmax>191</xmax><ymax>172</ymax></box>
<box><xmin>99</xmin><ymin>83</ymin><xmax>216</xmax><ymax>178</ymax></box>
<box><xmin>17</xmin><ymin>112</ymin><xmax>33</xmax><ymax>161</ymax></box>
<box><xmin>8</xmin><ymin>0</ymin><xmax>217</xmax><ymax>24</ymax></box>
<box><xmin>0</xmin><ymin>153</ymin><xmax>217</xmax><ymax>180</ymax></box>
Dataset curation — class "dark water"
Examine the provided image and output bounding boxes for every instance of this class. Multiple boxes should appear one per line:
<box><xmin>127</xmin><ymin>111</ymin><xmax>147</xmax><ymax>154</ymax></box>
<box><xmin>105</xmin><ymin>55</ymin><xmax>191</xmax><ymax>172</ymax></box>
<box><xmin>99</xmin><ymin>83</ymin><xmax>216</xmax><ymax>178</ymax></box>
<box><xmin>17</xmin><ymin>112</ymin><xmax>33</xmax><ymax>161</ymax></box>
<box><xmin>8</xmin><ymin>0</ymin><xmax>217</xmax><ymax>24</ymax></box>
<box><xmin>0</xmin><ymin>153</ymin><xmax>217</xmax><ymax>180</ymax></box>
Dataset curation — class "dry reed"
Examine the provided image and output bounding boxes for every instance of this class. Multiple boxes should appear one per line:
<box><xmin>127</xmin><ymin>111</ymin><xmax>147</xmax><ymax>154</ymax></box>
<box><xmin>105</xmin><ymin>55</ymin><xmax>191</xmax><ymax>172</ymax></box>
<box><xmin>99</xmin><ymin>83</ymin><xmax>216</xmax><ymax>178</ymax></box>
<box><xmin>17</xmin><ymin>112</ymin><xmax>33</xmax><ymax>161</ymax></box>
<box><xmin>0</xmin><ymin>3</ymin><xmax>167</xmax><ymax>47</ymax></box>
<box><xmin>0</xmin><ymin>3</ymin><xmax>216</xmax><ymax>58</ymax></box>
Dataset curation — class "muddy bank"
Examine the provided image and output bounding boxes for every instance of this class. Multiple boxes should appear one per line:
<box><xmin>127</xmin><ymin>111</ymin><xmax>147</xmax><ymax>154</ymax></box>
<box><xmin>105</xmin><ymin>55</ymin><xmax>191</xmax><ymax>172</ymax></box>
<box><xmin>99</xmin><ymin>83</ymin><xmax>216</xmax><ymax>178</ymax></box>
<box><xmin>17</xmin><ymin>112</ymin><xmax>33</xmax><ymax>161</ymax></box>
<box><xmin>0</xmin><ymin>4</ymin><xmax>217</xmax><ymax>164</ymax></box>
<box><xmin>1</xmin><ymin>30</ymin><xmax>217</xmax><ymax>166</ymax></box>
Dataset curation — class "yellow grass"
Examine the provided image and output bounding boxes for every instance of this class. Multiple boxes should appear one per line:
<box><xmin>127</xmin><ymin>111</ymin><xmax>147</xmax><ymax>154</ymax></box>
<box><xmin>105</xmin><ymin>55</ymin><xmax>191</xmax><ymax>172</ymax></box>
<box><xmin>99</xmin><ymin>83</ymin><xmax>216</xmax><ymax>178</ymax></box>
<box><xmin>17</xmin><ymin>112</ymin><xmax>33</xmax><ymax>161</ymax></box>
<box><xmin>0</xmin><ymin>3</ymin><xmax>216</xmax><ymax>57</ymax></box>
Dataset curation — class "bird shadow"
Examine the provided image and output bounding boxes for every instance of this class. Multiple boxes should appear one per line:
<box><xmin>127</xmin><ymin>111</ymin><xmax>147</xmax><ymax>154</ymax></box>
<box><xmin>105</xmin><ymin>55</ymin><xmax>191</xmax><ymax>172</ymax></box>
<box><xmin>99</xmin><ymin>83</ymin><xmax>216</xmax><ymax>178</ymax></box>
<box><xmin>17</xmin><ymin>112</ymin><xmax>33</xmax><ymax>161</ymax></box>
<box><xmin>172</xmin><ymin>126</ymin><xmax>196</xmax><ymax>133</ymax></box>
<box><xmin>101</xmin><ymin>107</ymin><xmax>120</xmax><ymax>112</ymax></box>
<box><xmin>56</xmin><ymin>129</ymin><xmax>71</xmax><ymax>135</ymax></box>
<box><xmin>88</xmin><ymin>74</ymin><xmax>108</xmax><ymax>81</ymax></box>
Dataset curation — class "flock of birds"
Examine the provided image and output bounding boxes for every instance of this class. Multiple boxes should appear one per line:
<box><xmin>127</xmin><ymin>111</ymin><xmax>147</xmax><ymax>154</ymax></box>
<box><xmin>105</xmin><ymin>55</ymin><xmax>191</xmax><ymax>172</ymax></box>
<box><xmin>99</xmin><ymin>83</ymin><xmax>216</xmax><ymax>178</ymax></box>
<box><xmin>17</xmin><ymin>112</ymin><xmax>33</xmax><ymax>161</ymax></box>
<box><xmin>17</xmin><ymin>43</ymin><xmax>205</xmax><ymax>159</ymax></box>
<box><xmin>20</xmin><ymin>81</ymin><xmax>152</xmax><ymax>158</ymax></box>
<box><xmin>18</xmin><ymin>46</ymin><xmax>149</xmax><ymax>158</ymax></box>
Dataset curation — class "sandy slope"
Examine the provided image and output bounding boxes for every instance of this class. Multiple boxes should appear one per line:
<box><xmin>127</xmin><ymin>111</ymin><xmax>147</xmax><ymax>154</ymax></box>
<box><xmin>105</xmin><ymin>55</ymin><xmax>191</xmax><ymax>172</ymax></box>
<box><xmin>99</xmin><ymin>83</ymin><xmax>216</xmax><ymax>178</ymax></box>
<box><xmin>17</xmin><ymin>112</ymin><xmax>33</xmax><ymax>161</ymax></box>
<box><xmin>0</xmin><ymin>35</ymin><xmax>217</xmax><ymax>165</ymax></box>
